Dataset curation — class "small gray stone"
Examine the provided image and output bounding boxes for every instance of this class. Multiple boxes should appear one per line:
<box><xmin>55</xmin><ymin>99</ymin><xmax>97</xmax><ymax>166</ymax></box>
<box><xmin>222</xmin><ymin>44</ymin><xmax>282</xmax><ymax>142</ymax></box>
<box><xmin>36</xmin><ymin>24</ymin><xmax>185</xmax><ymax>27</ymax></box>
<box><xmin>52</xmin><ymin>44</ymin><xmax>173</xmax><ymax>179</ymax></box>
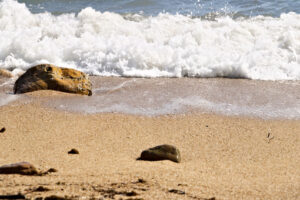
<box><xmin>138</xmin><ymin>144</ymin><xmax>181</xmax><ymax>163</ymax></box>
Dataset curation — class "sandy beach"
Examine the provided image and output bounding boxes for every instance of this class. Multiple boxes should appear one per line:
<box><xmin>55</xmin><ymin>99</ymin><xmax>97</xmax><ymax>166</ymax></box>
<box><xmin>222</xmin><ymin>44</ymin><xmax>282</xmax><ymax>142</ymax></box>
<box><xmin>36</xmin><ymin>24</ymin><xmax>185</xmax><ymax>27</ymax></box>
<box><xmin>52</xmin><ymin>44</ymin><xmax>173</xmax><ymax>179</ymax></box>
<box><xmin>1</xmin><ymin>0</ymin><xmax>300</xmax><ymax>198</ymax></box>
<box><xmin>0</xmin><ymin>76</ymin><xmax>299</xmax><ymax>199</ymax></box>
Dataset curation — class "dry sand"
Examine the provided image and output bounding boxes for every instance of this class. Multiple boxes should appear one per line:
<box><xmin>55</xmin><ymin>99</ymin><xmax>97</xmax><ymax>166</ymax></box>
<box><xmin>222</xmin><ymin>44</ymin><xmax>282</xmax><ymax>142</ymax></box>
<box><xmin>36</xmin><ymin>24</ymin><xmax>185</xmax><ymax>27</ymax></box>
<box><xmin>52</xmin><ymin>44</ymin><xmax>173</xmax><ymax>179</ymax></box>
<box><xmin>0</xmin><ymin>77</ymin><xmax>299</xmax><ymax>200</ymax></box>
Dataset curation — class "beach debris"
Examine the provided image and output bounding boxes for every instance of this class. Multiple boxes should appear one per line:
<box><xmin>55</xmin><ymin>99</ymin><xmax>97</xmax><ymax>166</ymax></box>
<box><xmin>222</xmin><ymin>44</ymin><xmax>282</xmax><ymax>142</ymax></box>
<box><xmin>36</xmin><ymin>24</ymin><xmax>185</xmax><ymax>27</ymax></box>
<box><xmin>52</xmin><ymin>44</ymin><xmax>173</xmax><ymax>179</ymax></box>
<box><xmin>32</xmin><ymin>186</ymin><xmax>51</xmax><ymax>192</ymax></box>
<box><xmin>92</xmin><ymin>186</ymin><xmax>139</xmax><ymax>199</ymax></box>
<box><xmin>0</xmin><ymin>127</ymin><xmax>5</xmax><ymax>133</ymax></box>
<box><xmin>46</xmin><ymin>168</ymin><xmax>58</xmax><ymax>173</ymax></box>
<box><xmin>168</xmin><ymin>188</ymin><xmax>216</xmax><ymax>200</ymax></box>
<box><xmin>138</xmin><ymin>144</ymin><xmax>181</xmax><ymax>163</ymax></box>
<box><xmin>136</xmin><ymin>178</ymin><xmax>147</xmax><ymax>184</ymax></box>
<box><xmin>68</xmin><ymin>148</ymin><xmax>79</xmax><ymax>154</ymax></box>
<box><xmin>0</xmin><ymin>162</ymin><xmax>38</xmax><ymax>175</ymax></box>
<box><xmin>0</xmin><ymin>69</ymin><xmax>13</xmax><ymax>78</ymax></box>
<box><xmin>168</xmin><ymin>189</ymin><xmax>185</xmax><ymax>195</ymax></box>
<box><xmin>13</xmin><ymin>64</ymin><xmax>92</xmax><ymax>96</ymax></box>
<box><xmin>56</xmin><ymin>181</ymin><xmax>66</xmax><ymax>185</ymax></box>
<box><xmin>178</xmin><ymin>183</ymin><xmax>188</xmax><ymax>186</ymax></box>
<box><xmin>266</xmin><ymin>132</ymin><xmax>274</xmax><ymax>143</ymax></box>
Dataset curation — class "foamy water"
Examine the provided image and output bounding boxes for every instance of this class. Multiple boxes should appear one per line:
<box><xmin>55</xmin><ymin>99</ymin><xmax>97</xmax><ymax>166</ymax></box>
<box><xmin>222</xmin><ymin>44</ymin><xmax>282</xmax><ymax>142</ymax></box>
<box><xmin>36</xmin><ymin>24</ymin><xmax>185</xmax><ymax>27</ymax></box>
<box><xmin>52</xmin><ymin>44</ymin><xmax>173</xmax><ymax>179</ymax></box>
<box><xmin>0</xmin><ymin>94</ymin><xmax>18</xmax><ymax>106</ymax></box>
<box><xmin>1</xmin><ymin>0</ymin><xmax>300</xmax><ymax>80</ymax></box>
<box><xmin>45</xmin><ymin>78</ymin><xmax>300</xmax><ymax>119</ymax></box>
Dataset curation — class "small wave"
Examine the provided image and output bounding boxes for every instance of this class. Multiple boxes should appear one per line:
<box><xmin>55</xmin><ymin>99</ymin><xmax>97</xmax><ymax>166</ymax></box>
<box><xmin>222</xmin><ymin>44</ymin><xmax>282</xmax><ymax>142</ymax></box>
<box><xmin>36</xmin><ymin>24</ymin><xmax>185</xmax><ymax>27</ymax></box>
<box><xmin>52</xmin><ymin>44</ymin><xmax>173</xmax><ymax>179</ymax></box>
<box><xmin>0</xmin><ymin>0</ymin><xmax>300</xmax><ymax>80</ymax></box>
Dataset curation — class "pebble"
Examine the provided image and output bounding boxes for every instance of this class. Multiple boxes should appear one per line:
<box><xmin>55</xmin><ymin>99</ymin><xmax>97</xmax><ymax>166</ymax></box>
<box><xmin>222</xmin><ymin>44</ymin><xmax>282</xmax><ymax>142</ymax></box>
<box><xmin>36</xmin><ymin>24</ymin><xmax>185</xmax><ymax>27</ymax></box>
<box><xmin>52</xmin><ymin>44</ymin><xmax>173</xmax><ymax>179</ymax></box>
<box><xmin>138</xmin><ymin>144</ymin><xmax>181</xmax><ymax>163</ymax></box>
<box><xmin>68</xmin><ymin>148</ymin><xmax>79</xmax><ymax>154</ymax></box>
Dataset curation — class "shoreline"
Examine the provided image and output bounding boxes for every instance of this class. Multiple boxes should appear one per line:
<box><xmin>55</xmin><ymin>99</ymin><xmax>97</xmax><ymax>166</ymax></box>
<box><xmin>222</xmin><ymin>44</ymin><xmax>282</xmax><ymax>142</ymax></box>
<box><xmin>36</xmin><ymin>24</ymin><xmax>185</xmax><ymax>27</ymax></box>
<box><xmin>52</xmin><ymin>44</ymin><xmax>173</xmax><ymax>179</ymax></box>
<box><xmin>2</xmin><ymin>76</ymin><xmax>300</xmax><ymax>119</ymax></box>
<box><xmin>0</xmin><ymin>100</ymin><xmax>299</xmax><ymax>199</ymax></box>
<box><xmin>0</xmin><ymin>76</ymin><xmax>299</xmax><ymax>199</ymax></box>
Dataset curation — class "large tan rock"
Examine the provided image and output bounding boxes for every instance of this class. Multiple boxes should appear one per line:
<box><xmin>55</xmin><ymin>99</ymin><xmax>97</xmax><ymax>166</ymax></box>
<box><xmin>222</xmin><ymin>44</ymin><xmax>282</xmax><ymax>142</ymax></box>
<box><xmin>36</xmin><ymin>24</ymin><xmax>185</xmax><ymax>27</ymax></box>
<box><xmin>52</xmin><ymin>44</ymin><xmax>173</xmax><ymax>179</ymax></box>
<box><xmin>138</xmin><ymin>144</ymin><xmax>181</xmax><ymax>163</ymax></box>
<box><xmin>0</xmin><ymin>162</ymin><xmax>38</xmax><ymax>175</ymax></box>
<box><xmin>13</xmin><ymin>64</ymin><xmax>92</xmax><ymax>96</ymax></box>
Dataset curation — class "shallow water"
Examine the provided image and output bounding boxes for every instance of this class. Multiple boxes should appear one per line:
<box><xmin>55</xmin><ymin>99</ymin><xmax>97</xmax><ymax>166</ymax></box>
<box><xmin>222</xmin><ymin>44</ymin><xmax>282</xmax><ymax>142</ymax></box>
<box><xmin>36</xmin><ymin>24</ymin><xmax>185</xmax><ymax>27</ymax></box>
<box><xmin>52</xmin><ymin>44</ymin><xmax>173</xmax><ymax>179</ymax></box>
<box><xmin>1</xmin><ymin>0</ymin><xmax>300</xmax><ymax>118</ymax></box>
<box><xmin>44</xmin><ymin>77</ymin><xmax>300</xmax><ymax>119</ymax></box>
<box><xmin>1</xmin><ymin>76</ymin><xmax>300</xmax><ymax>119</ymax></box>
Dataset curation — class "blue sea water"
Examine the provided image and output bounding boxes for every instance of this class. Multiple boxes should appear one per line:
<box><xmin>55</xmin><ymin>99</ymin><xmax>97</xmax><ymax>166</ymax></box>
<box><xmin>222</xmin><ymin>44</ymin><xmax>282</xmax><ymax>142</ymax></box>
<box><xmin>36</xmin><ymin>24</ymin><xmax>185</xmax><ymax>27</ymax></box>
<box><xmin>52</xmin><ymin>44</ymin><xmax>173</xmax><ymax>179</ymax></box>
<box><xmin>18</xmin><ymin>0</ymin><xmax>300</xmax><ymax>18</ymax></box>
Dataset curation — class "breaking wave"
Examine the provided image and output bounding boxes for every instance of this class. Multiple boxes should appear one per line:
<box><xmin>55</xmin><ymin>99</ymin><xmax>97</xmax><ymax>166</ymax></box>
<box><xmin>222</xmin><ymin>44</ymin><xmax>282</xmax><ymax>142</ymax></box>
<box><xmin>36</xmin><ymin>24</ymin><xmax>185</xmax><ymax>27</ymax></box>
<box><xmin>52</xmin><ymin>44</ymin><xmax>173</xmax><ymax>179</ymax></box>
<box><xmin>1</xmin><ymin>0</ymin><xmax>300</xmax><ymax>80</ymax></box>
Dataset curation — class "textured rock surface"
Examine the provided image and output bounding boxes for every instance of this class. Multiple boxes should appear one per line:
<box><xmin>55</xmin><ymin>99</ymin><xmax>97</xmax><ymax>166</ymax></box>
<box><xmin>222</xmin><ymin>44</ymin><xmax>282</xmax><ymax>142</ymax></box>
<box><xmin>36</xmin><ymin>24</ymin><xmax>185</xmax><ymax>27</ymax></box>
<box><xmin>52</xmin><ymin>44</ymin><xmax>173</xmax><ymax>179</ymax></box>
<box><xmin>139</xmin><ymin>144</ymin><xmax>181</xmax><ymax>163</ymax></box>
<box><xmin>13</xmin><ymin>64</ymin><xmax>92</xmax><ymax>96</ymax></box>
<box><xmin>0</xmin><ymin>69</ymin><xmax>13</xmax><ymax>78</ymax></box>
<box><xmin>0</xmin><ymin>162</ymin><xmax>38</xmax><ymax>175</ymax></box>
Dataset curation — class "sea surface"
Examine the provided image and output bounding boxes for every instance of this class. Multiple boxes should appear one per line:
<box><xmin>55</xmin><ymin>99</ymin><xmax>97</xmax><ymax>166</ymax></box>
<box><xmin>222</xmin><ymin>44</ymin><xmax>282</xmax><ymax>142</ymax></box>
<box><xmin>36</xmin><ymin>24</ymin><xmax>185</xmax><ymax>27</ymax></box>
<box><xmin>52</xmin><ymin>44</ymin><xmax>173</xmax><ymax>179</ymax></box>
<box><xmin>0</xmin><ymin>0</ymin><xmax>300</xmax><ymax>80</ymax></box>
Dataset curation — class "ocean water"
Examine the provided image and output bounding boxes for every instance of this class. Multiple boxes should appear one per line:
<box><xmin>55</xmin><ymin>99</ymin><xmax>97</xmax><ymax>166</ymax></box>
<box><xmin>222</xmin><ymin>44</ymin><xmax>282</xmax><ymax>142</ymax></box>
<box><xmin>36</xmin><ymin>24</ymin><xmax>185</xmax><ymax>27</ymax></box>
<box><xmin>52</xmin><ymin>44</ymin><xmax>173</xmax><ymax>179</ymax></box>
<box><xmin>46</xmin><ymin>77</ymin><xmax>300</xmax><ymax>119</ymax></box>
<box><xmin>0</xmin><ymin>0</ymin><xmax>300</xmax><ymax>80</ymax></box>
<box><xmin>0</xmin><ymin>0</ymin><xmax>300</xmax><ymax>119</ymax></box>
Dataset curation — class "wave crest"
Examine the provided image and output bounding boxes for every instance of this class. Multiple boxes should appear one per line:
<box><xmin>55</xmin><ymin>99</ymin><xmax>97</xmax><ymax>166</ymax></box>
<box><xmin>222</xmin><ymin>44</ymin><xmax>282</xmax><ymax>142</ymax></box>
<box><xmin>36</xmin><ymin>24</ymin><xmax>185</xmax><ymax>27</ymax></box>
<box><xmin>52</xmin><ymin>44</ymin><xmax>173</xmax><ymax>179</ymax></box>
<box><xmin>1</xmin><ymin>0</ymin><xmax>300</xmax><ymax>80</ymax></box>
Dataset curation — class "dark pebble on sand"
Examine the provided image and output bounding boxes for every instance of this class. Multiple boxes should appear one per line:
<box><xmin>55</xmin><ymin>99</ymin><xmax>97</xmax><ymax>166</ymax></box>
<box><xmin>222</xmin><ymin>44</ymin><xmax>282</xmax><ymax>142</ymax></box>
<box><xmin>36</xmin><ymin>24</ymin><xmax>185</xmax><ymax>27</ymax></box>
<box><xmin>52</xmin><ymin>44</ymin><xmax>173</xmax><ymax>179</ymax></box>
<box><xmin>0</xmin><ymin>127</ymin><xmax>5</xmax><ymax>133</ymax></box>
<box><xmin>34</xmin><ymin>186</ymin><xmax>50</xmax><ymax>192</ymax></box>
<box><xmin>47</xmin><ymin>168</ymin><xmax>58</xmax><ymax>173</ymax></box>
<box><xmin>169</xmin><ymin>189</ymin><xmax>185</xmax><ymax>195</ymax></box>
<box><xmin>0</xmin><ymin>193</ymin><xmax>25</xmax><ymax>199</ymax></box>
<box><xmin>137</xmin><ymin>178</ymin><xmax>146</xmax><ymax>183</ymax></box>
<box><xmin>68</xmin><ymin>148</ymin><xmax>79</xmax><ymax>154</ymax></box>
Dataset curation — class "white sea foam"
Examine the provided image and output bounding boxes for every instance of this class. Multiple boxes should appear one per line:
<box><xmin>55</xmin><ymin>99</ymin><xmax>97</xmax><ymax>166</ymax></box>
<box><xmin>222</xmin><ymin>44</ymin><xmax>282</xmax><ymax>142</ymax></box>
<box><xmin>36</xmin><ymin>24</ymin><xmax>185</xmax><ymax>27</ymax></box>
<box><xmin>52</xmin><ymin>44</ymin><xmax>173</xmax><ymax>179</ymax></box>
<box><xmin>1</xmin><ymin>0</ymin><xmax>300</xmax><ymax>80</ymax></box>
<box><xmin>50</xmin><ymin>91</ymin><xmax>300</xmax><ymax>119</ymax></box>
<box><xmin>45</xmin><ymin>78</ymin><xmax>300</xmax><ymax>119</ymax></box>
<box><xmin>0</xmin><ymin>94</ymin><xmax>18</xmax><ymax>106</ymax></box>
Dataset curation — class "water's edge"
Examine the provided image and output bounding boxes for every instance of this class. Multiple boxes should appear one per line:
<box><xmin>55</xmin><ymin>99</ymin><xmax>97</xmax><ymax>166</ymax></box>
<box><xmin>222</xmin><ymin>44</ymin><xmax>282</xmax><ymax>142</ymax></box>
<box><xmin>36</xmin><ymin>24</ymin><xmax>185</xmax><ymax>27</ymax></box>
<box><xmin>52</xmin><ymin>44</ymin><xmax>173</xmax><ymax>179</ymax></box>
<box><xmin>1</xmin><ymin>77</ymin><xmax>299</xmax><ymax>119</ymax></box>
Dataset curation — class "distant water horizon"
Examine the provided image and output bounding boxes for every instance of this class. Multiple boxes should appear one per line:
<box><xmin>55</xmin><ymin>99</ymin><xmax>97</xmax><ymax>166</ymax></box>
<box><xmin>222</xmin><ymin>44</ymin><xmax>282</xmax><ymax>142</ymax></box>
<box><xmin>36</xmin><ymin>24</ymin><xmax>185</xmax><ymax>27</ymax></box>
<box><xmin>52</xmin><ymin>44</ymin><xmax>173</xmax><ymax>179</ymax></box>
<box><xmin>1</xmin><ymin>0</ymin><xmax>300</xmax><ymax>80</ymax></box>
<box><xmin>18</xmin><ymin>0</ymin><xmax>300</xmax><ymax>18</ymax></box>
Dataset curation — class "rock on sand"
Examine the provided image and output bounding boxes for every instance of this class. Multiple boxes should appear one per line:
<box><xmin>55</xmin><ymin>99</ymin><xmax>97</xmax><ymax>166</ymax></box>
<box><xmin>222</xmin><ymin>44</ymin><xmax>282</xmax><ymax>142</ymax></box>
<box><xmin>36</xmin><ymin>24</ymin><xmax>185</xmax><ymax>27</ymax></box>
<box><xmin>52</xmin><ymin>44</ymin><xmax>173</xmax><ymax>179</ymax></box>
<box><xmin>138</xmin><ymin>144</ymin><xmax>181</xmax><ymax>163</ymax></box>
<box><xmin>13</xmin><ymin>64</ymin><xmax>92</xmax><ymax>96</ymax></box>
<box><xmin>0</xmin><ymin>162</ymin><xmax>38</xmax><ymax>175</ymax></box>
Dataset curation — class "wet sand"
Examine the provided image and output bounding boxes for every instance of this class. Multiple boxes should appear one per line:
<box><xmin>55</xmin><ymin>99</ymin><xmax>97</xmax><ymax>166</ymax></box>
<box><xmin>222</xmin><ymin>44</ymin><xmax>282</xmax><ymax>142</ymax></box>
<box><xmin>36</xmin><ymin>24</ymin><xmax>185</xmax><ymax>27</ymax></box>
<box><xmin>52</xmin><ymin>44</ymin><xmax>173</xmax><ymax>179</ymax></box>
<box><xmin>0</xmin><ymin>76</ymin><xmax>299</xmax><ymax>199</ymax></box>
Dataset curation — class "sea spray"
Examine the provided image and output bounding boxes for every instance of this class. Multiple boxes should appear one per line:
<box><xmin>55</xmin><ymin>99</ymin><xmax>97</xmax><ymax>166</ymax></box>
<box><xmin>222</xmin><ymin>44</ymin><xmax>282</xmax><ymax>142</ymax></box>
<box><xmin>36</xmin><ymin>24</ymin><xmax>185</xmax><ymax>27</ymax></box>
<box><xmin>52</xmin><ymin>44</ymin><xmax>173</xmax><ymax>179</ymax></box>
<box><xmin>0</xmin><ymin>0</ymin><xmax>300</xmax><ymax>80</ymax></box>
